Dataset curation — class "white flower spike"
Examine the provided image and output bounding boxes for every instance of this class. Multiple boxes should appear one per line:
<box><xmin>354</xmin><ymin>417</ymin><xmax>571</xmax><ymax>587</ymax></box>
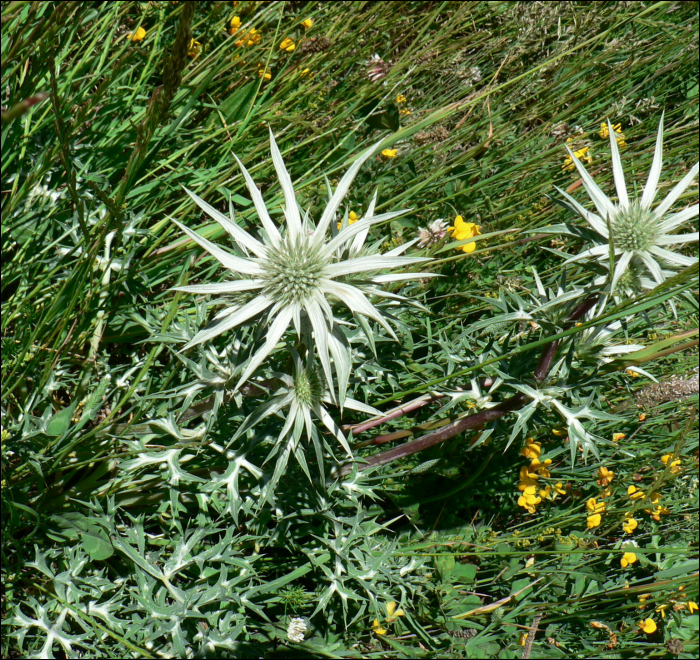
<box><xmin>559</xmin><ymin>115</ymin><xmax>698</xmax><ymax>294</ymax></box>
<box><xmin>171</xmin><ymin>130</ymin><xmax>434</xmax><ymax>402</ymax></box>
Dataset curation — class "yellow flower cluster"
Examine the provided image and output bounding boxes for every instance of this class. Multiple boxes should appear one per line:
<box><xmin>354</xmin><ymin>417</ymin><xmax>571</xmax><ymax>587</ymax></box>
<box><xmin>280</xmin><ymin>37</ymin><xmax>295</xmax><ymax>52</ymax></box>
<box><xmin>586</xmin><ymin>497</ymin><xmax>606</xmax><ymax>529</ymax></box>
<box><xmin>626</xmin><ymin>485</ymin><xmax>670</xmax><ymax>523</ymax></box>
<box><xmin>599</xmin><ymin>122</ymin><xmax>627</xmax><ymax>148</ymax></box>
<box><xmin>517</xmin><ymin>438</ymin><xmax>565</xmax><ymax>514</ymax></box>
<box><xmin>337</xmin><ymin>210</ymin><xmax>358</xmax><ymax>231</ymax></box>
<box><xmin>229</xmin><ymin>16</ymin><xmax>241</xmax><ymax>35</ymax></box>
<box><xmin>372</xmin><ymin>601</ymin><xmax>405</xmax><ymax>636</ymax></box>
<box><xmin>621</xmin><ymin>551</ymin><xmax>637</xmax><ymax>568</ymax></box>
<box><xmin>187</xmin><ymin>38</ymin><xmax>202</xmax><ymax>58</ymax></box>
<box><xmin>627</xmin><ymin>484</ymin><xmax>644</xmax><ymax>501</ymax></box>
<box><xmin>661</xmin><ymin>453</ymin><xmax>681</xmax><ymax>474</ymax></box>
<box><xmin>563</xmin><ymin>146</ymin><xmax>592</xmax><ymax>171</ymax></box>
<box><xmin>447</xmin><ymin>215</ymin><xmax>481</xmax><ymax>253</ymax></box>
<box><xmin>235</xmin><ymin>26</ymin><xmax>261</xmax><ymax>47</ymax></box>
<box><xmin>597</xmin><ymin>466</ymin><xmax>614</xmax><ymax>487</ymax></box>
<box><xmin>396</xmin><ymin>93</ymin><xmax>412</xmax><ymax>116</ymax></box>
<box><xmin>639</xmin><ymin>585</ymin><xmax>699</xmax><ymax>625</ymax></box>
<box><xmin>622</xmin><ymin>486</ymin><xmax>671</xmax><ymax>534</ymax></box>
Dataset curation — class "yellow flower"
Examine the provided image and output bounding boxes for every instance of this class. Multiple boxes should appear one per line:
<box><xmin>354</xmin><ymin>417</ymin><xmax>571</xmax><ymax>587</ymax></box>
<box><xmin>520</xmin><ymin>437</ymin><xmax>541</xmax><ymax>460</ymax></box>
<box><xmin>612</xmin><ymin>432</ymin><xmax>626</xmax><ymax>443</ymax></box>
<box><xmin>552</xmin><ymin>428</ymin><xmax>567</xmax><ymax>437</ymax></box>
<box><xmin>587</xmin><ymin>498</ymin><xmax>605</xmax><ymax>514</ymax></box>
<box><xmin>615</xmin><ymin>135</ymin><xmax>627</xmax><ymax>149</ymax></box>
<box><xmin>301</xmin><ymin>18</ymin><xmax>314</xmax><ymax>29</ymax></box>
<box><xmin>299</xmin><ymin>68</ymin><xmax>312</xmax><ymax>78</ymax></box>
<box><xmin>258</xmin><ymin>68</ymin><xmax>271</xmax><ymax>81</ymax></box>
<box><xmin>381</xmin><ymin>148</ymin><xmax>397</xmax><ymax>159</ymax></box>
<box><xmin>628</xmin><ymin>485</ymin><xmax>645</xmax><ymax>501</ymax></box>
<box><xmin>396</xmin><ymin>94</ymin><xmax>407</xmax><ymax>104</ymax></box>
<box><xmin>655</xmin><ymin>603</ymin><xmax>669</xmax><ymax>619</ymax></box>
<box><xmin>229</xmin><ymin>15</ymin><xmax>242</xmax><ymax>35</ymax></box>
<box><xmin>599</xmin><ymin>122</ymin><xmax>623</xmax><ymax>140</ymax></box>
<box><xmin>518</xmin><ymin>485</ymin><xmax>542</xmax><ymax>513</ymax></box>
<box><xmin>530</xmin><ymin>457</ymin><xmax>552</xmax><ymax>478</ymax></box>
<box><xmin>539</xmin><ymin>485</ymin><xmax>553</xmax><ymax>500</ymax></box>
<box><xmin>661</xmin><ymin>454</ymin><xmax>681</xmax><ymax>474</ymax></box>
<box><xmin>587</xmin><ymin>513</ymin><xmax>602</xmax><ymax>529</ymax></box>
<box><xmin>688</xmin><ymin>601</ymin><xmax>698</xmax><ymax>613</ymax></box>
<box><xmin>280</xmin><ymin>37</ymin><xmax>296</xmax><ymax>52</ymax></box>
<box><xmin>337</xmin><ymin>211</ymin><xmax>359</xmax><ymax>230</ymax></box>
<box><xmin>650</xmin><ymin>505</ymin><xmax>670</xmax><ymax>521</ymax></box>
<box><xmin>638</xmin><ymin>593</ymin><xmax>651</xmax><ymax>609</ymax></box>
<box><xmin>372</xmin><ymin>618</ymin><xmax>387</xmax><ymax>635</ymax></box>
<box><xmin>626</xmin><ymin>369</ymin><xmax>640</xmax><ymax>377</ymax></box>
<box><xmin>597</xmin><ymin>466</ymin><xmax>614</xmax><ymax>486</ymax></box>
<box><xmin>399</xmin><ymin>108</ymin><xmax>412</xmax><ymax>116</ymax></box>
<box><xmin>621</xmin><ymin>552</ymin><xmax>637</xmax><ymax>568</ymax></box>
<box><xmin>187</xmin><ymin>38</ymin><xmax>202</xmax><ymax>58</ymax></box>
<box><xmin>128</xmin><ymin>26</ymin><xmax>146</xmax><ymax>42</ymax></box>
<box><xmin>517</xmin><ymin>632</ymin><xmax>528</xmax><ymax>646</ymax></box>
<box><xmin>447</xmin><ymin>216</ymin><xmax>481</xmax><ymax>253</ymax></box>
<box><xmin>563</xmin><ymin>147</ymin><xmax>592</xmax><ymax>171</ymax></box>
<box><xmin>638</xmin><ymin>413</ymin><xmax>647</xmax><ymax>421</ymax></box>
<box><xmin>517</xmin><ymin>465</ymin><xmax>539</xmax><ymax>491</ymax></box>
<box><xmin>639</xmin><ymin>618</ymin><xmax>657</xmax><ymax>634</ymax></box>
<box><xmin>236</xmin><ymin>27</ymin><xmax>261</xmax><ymax>47</ymax></box>
<box><xmin>622</xmin><ymin>517</ymin><xmax>638</xmax><ymax>534</ymax></box>
<box><xmin>386</xmin><ymin>601</ymin><xmax>405</xmax><ymax>622</ymax></box>
<box><xmin>554</xmin><ymin>482</ymin><xmax>567</xmax><ymax>495</ymax></box>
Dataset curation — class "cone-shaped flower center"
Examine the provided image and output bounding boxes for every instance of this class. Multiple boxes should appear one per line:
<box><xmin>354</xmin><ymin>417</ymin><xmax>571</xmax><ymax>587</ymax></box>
<box><xmin>616</xmin><ymin>260</ymin><xmax>644</xmax><ymax>291</ymax></box>
<box><xmin>262</xmin><ymin>235</ymin><xmax>329</xmax><ymax>305</ymax></box>
<box><xmin>611</xmin><ymin>203</ymin><xmax>658</xmax><ymax>253</ymax></box>
<box><xmin>294</xmin><ymin>365</ymin><xmax>323</xmax><ymax>408</ymax></box>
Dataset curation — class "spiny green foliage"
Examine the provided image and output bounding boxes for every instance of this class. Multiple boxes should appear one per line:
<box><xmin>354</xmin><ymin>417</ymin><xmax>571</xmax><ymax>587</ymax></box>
<box><xmin>2</xmin><ymin>1</ymin><xmax>698</xmax><ymax>658</ymax></box>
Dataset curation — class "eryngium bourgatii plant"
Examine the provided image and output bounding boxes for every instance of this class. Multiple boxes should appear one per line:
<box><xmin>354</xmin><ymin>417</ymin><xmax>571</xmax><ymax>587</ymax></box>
<box><xmin>171</xmin><ymin>130</ymin><xmax>434</xmax><ymax>404</ymax></box>
<box><xmin>559</xmin><ymin>117</ymin><xmax>698</xmax><ymax>292</ymax></box>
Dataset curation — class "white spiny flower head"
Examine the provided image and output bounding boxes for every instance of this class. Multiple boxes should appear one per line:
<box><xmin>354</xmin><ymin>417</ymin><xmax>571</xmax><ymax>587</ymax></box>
<box><xmin>170</xmin><ymin>130</ymin><xmax>434</xmax><ymax>403</ymax></box>
<box><xmin>228</xmin><ymin>350</ymin><xmax>380</xmax><ymax>504</ymax></box>
<box><xmin>265</xmin><ymin>349</ymin><xmax>379</xmax><ymax>458</ymax></box>
<box><xmin>558</xmin><ymin>115</ymin><xmax>698</xmax><ymax>293</ymax></box>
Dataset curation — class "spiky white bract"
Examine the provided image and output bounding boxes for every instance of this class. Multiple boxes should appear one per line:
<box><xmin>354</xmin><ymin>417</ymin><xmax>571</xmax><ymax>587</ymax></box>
<box><xmin>559</xmin><ymin>116</ymin><xmax>698</xmax><ymax>293</ymax></box>
<box><xmin>171</xmin><ymin>130</ymin><xmax>434</xmax><ymax>403</ymax></box>
<box><xmin>230</xmin><ymin>350</ymin><xmax>379</xmax><ymax>504</ymax></box>
<box><xmin>572</xmin><ymin>301</ymin><xmax>656</xmax><ymax>380</ymax></box>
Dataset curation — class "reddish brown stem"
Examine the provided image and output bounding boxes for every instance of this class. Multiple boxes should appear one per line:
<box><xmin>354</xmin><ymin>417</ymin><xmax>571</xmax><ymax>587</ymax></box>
<box><xmin>343</xmin><ymin>392</ymin><xmax>444</xmax><ymax>434</ymax></box>
<box><xmin>344</xmin><ymin>295</ymin><xmax>598</xmax><ymax>474</ymax></box>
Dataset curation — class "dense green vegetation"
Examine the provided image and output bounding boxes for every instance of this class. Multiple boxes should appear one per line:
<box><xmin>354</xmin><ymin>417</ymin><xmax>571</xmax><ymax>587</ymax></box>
<box><xmin>2</xmin><ymin>1</ymin><xmax>698</xmax><ymax>657</ymax></box>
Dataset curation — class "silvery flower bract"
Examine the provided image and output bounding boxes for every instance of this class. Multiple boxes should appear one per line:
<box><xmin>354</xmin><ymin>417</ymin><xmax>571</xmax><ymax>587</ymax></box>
<box><xmin>558</xmin><ymin>116</ymin><xmax>698</xmax><ymax>292</ymax></box>
<box><xmin>171</xmin><ymin>130</ymin><xmax>433</xmax><ymax>404</ymax></box>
